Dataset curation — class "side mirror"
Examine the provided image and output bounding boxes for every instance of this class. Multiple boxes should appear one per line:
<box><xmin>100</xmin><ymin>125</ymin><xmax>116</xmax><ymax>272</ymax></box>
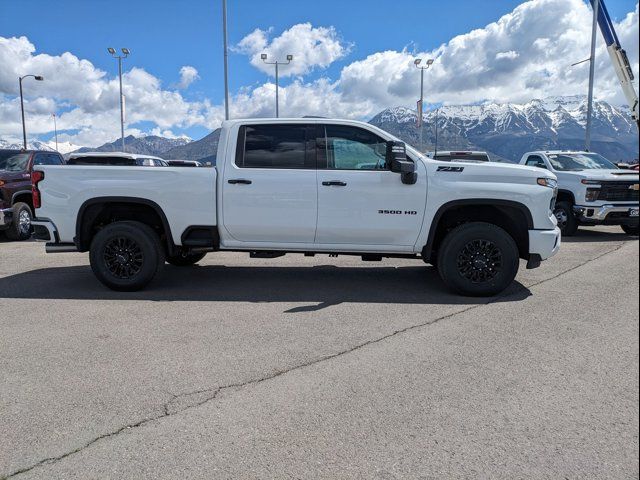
<box><xmin>386</xmin><ymin>141</ymin><xmax>417</xmax><ymax>184</ymax></box>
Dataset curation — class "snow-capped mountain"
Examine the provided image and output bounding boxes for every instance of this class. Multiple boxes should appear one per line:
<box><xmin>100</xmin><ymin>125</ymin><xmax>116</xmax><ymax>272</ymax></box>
<box><xmin>0</xmin><ymin>139</ymin><xmax>84</xmax><ymax>154</ymax></box>
<box><xmin>369</xmin><ymin>96</ymin><xmax>638</xmax><ymax>162</ymax></box>
<box><xmin>70</xmin><ymin>134</ymin><xmax>192</xmax><ymax>156</ymax></box>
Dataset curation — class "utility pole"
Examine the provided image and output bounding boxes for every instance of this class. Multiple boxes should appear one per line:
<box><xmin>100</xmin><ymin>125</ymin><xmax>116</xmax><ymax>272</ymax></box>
<box><xmin>52</xmin><ymin>113</ymin><xmax>58</xmax><ymax>151</ymax></box>
<box><xmin>414</xmin><ymin>58</ymin><xmax>434</xmax><ymax>152</ymax></box>
<box><xmin>222</xmin><ymin>0</ymin><xmax>230</xmax><ymax>120</ymax></box>
<box><xmin>18</xmin><ymin>74</ymin><xmax>44</xmax><ymax>150</ymax></box>
<box><xmin>585</xmin><ymin>0</ymin><xmax>599</xmax><ymax>151</ymax></box>
<box><xmin>108</xmin><ymin>47</ymin><xmax>130</xmax><ymax>152</ymax></box>
<box><xmin>261</xmin><ymin>54</ymin><xmax>293</xmax><ymax>118</ymax></box>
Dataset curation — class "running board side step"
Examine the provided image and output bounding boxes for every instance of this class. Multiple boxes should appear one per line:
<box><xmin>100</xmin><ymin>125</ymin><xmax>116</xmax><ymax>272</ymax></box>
<box><xmin>45</xmin><ymin>243</ymin><xmax>78</xmax><ymax>253</ymax></box>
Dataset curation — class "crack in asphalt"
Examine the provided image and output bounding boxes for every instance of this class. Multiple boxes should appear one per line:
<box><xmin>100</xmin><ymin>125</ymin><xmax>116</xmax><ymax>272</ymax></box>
<box><xmin>2</xmin><ymin>241</ymin><xmax>629</xmax><ymax>479</ymax></box>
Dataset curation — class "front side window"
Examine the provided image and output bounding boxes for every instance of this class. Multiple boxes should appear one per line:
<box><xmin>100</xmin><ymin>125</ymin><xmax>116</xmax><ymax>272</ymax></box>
<box><xmin>323</xmin><ymin>125</ymin><xmax>388</xmax><ymax>170</ymax></box>
<box><xmin>239</xmin><ymin>124</ymin><xmax>313</xmax><ymax>169</ymax></box>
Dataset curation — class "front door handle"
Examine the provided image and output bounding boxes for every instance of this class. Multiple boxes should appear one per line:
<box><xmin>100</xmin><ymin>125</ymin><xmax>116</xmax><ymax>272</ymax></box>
<box><xmin>322</xmin><ymin>181</ymin><xmax>347</xmax><ymax>187</ymax></box>
<box><xmin>228</xmin><ymin>179</ymin><xmax>252</xmax><ymax>185</ymax></box>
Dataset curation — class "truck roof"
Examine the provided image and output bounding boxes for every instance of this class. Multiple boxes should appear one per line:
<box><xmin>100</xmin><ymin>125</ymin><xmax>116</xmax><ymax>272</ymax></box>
<box><xmin>67</xmin><ymin>151</ymin><xmax>163</xmax><ymax>160</ymax></box>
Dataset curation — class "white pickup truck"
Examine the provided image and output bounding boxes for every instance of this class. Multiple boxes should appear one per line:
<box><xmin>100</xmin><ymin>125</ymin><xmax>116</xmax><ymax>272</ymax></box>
<box><xmin>519</xmin><ymin>151</ymin><xmax>639</xmax><ymax>236</ymax></box>
<box><xmin>32</xmin><ymin>119</ymin><xmax>561</xmax><ymax>296</ymax></box>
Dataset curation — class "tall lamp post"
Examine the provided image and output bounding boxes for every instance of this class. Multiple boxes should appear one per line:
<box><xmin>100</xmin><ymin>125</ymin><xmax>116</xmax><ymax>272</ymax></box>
<box><xmin>222</xmin><ymin>0</ymin><xmax>230</xmax><ymax>120</ymax></box>
<box><xmin>52</xmin><ymin>113</ymin><xmax>58</xmax><ymax>151</ymax></box>
<box><xmin>108</xmin><ymin>47</ymin><xmax>130</xmax><ymax>152</ymax></box>
<box><xmin>19</xmin><ymin>74</ymin><xmax>44</xmax><ymax>149</ymax></box>
<box><xmin>414</xmin><ymin>58</ymin><xmax>434</xmax><ymax>153</ymax></box>
<box><xmin>585</xmin><ymin>0</ymin><xmax>600</xmax><ymax>151</ymax></box>
<box><xmin>261</xmin><ymin>53</ymin><xmax>293</xmax><ymax>118</ymax></box>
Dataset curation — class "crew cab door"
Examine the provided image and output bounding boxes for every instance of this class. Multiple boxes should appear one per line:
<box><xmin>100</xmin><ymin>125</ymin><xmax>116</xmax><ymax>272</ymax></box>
<box><xmin>221</xmin><ymin>124</ymin><xmax>318</xmax><ymax>243</ymax></box>
<box><xmin>315</xmin><ymin>124</ymin><xmax>426</xmax><ymax>247</ymax></box>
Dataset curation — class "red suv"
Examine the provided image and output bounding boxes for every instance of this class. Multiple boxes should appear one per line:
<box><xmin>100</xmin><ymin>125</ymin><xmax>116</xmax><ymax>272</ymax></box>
<box><xmin>0</xmin><ymin>149</ymin><xmax>65</xmax><ymax>240</ymax></box>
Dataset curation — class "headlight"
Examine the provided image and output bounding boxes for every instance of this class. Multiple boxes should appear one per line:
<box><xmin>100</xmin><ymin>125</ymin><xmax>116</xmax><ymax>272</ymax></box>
<box><xmin>585</xmin><ymin>188</ymin><xmax>600</xmax><ymax>202</ymax></box>
<box><xmin>537</xmin><ymin>177</ymin><xmax>558</xmax><ymax>189</ymax></box>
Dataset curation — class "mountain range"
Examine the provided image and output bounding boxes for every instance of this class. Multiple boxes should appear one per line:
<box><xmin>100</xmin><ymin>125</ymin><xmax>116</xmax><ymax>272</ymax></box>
<box><xmin>370</xmin><ymin>96</ymin><xmax>638</xmax><ymax>162</ymax></box>
<box><xmin>2</xmin><ymin>96</ymin><xmax>637</xmax><ymax>163</ymax></box>
<box><xmin>71</xmin><ymin>135</ymin><xmax>191</xmax><ymax>157</ymax></box>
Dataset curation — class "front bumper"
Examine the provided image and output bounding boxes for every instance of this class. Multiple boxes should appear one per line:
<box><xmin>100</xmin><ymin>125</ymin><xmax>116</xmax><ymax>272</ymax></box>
<box><xmin>528</xmin><ymin>227</ymin><xmax>561</xmax><ymax>268</ymax></box>
<box><xmin>573</xmin><ymin>204</ymin><xmax>639</xmax><ymax>225</ymax></box>
<box><xmin>0</xmin><ymin>207</ymin><xmax>13</xmax><ymax>229</ymax></box>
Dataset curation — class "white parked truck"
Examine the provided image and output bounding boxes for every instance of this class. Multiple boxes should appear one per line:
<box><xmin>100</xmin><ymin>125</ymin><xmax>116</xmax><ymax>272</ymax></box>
<box><xmin>32</xmin><ymin>119</ymin><xmax>561</xmax><ymax>296</ymax></box>
<box><xmin>519</xmin><ymin>151</ymin><xmax>639</xmax><ymax>236</ymax></box>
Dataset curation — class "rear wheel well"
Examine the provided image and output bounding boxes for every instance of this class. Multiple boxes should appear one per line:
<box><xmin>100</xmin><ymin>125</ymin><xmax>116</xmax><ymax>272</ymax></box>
<box><xmin>425</xmin><ymin>203</ymin><xmax>531</xmax><ymax>262</ymax></box>
<box><xmin>76</xmin><ymin>200</ymin><xmax>174</xmax><ymax>254</ymax></box>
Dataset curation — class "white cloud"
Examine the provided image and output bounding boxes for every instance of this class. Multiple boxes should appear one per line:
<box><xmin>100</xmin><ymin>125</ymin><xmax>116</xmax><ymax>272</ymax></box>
<box><xmin>1</xmin><ymin>0</ymin><xmax>638</xmax><ymax>147</ymax></box>
<box><xmin>335</xmin><ymin>0</ymin><xmax>639</xmax><ymax>109</ymax></box>
<box><xmin>236</xmin><ymin>23</ymin><xmax>351</xmax><ymax>77</ymax></box>
<box><xmin>178</xmin><ymin>66</ymin><xmax>199</xmax><ymax>89</ymax></box>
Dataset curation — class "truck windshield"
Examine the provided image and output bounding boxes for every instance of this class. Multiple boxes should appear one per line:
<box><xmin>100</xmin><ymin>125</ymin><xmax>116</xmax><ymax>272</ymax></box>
<box><xmin>548</xmin><ymin>153</ymin><xmax>618</xmax><ymax>171</ymax></box>
<box><xmin>0</xmin><ymin>152</ymin><xmax>30</xmax><ymax>171</ymax></box>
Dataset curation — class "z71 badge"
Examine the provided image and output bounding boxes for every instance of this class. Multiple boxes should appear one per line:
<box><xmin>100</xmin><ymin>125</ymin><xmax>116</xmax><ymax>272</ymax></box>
<box><xmin>437</xmin><ymin>166</ymin><xmax>465</xmax><ymax>172</ymax></box>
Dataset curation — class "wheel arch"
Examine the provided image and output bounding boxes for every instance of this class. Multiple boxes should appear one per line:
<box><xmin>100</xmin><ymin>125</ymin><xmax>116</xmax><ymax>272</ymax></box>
<box><xmin>423</xmin><ymin>199</ymin><xmax>533</xmax><ymax>263</ymax></box>
<box><xmin>556</xmin><ymin>189</ymin><xmax>576</xmax><ymax>205</ymax></box>
<box><xmin>11</xmin><ymin>190</ymin><xmax>34</xmax><ymax>212</ymax></box>
<box><xmin>75</xmin><ymin>197</ymin><xmax>175</xmax><ymax>254</ymax></box>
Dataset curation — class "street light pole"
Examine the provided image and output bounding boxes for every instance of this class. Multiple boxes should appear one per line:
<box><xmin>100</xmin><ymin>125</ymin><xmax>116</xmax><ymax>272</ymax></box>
<box><xmin>108</xmin><ymin>47</ymin><xmax>130</xmax><ymax>152</ymax></box>
<box><xmin>585</xmin><ymin>0</ymin><xmax>599</xmax><ymax>151</ymax></box>
<box><xmin>261</xmin><ymin>54</ymin><xmax>293</xmax><ymax>118</ymax></box>
<box><xmin>222</xmin><ymin>0</ymin><xmax>230</xmax><ymax>120</ymax></box>
<box><xmin>18</xmin><ymin>74</ymin><xmax>44</xmax><ymax>150</ymax></box>
<box><xmin>414</xmin><ymin>58</ymin><xmax>434</xmax><ymax>153</ymax></box>
<box><xmin>52</xmin><ymin>113</ymin><xmax>58</xmax><ymax>151</ymax></box>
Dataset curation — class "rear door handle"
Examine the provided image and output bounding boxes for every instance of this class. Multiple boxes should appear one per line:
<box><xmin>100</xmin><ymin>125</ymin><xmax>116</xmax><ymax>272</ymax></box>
<box><xmin>322</xmin><ymin>181</ymin><xmax>347</xmax><ymax>187</ymax></box>
<box><xmin>228</xmin><ymin>179</ymin><xmax>252</xmax><ymax>185</ymax></box>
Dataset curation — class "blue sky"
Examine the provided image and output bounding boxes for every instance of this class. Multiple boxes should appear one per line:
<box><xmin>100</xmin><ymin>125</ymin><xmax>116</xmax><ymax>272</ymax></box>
<box><xmin>0</xmin><ymin>0</ymin><xmax>638</xmax><ymax>146</ymax></box>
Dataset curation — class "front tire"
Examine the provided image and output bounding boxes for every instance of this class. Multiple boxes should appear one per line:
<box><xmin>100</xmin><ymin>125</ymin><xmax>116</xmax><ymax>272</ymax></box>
<box><xmin>89</xmin><ymin>221</ymin><xmax>164</xmax><ymax>291</ymax></box>
<box><xmin>5</xmin><ymin>202</ymin><xmax>33</xmax><ymax>241</ymax></box>
<box><xmin>166</xmin><ymin>252</ymin><xmax>206</xmax><ymax>266</ymax></box>
<box><xmin>437</xmin><ymin>222</ymin><xmax>520</xmax><ymax>297</ymax></box>
<box><xmin>621</xmin><ymin>224</ymin><xmax>639</xmax><ymax>236</ymax></box>
<box><xmin>554</xmin><ymin>201</ymin><xmax>579</xmax><ymax>236</ymax></box>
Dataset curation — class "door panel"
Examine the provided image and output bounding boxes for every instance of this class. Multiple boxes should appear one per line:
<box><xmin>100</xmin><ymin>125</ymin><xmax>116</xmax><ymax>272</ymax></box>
<box><xmin>222</xmin><ymin>124</ymin><xmax>318</xmax><ymax>243</ymax></box>
<box><xmin>316</xmin><ymin>169</ymin><xmax>426</xmax><ymax>245</ymax></box>
<box><xmin>315</xmin><ymin>125</ymin><xmax>426</xmax><ymax>246</ymax></box>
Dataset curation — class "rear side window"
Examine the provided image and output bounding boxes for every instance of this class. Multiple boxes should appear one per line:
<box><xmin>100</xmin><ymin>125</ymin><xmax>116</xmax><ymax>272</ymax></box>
<box><xmin>34</xmin><ymin>153</ymin><xmax>63</xmax><ymax>166</ymax></box>
<box><xmin>238</xmin><ymin>124</ymin><xmax>315</xmax><ymax>169</ymax></box>
<box><xmin>526</xmin><ymin>155</ymin><xmax>547</xmax><ymax>169</ymax></box>
<box><xmin>0</xmin><ymin>152</ymin><xmax>30</xmax><ymax>171</ymax></box>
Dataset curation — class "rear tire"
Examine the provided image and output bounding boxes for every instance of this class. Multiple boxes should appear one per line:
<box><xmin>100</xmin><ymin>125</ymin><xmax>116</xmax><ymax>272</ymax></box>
<box><xmin>89</xmin><ymin>221</ymin><xmax>164</xmax><ymax>291</ymax></box>
<box><xmin>5</xmin><ymin>202</ymin><xmax>33</xmax><ymax>241</ymax></box>
<box><xmin>437</xmin><ymin>222</ymin><xmax>520</xmax><ymax>297</ymax></box>
<box><xmin>621</xmin><ymin>224</ymin><xmax>639</xmax><ymax>236</ymax></box>
<box><xmin>166</xmin><ymin>252</ymin><xmax>206</xmax><ymax>266</ymax></box>
<box><xmin>554</xmin><ymin>202</ymin><xmax>579</xmax><ymax>236</ymax></box>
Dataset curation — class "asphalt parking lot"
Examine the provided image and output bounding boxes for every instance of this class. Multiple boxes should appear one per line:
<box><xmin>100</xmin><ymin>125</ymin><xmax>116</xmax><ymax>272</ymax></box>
<box><xmin>0</xmin><ymin>226</ymin><xmax>638</xmax><ymax>479</ymax></box>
